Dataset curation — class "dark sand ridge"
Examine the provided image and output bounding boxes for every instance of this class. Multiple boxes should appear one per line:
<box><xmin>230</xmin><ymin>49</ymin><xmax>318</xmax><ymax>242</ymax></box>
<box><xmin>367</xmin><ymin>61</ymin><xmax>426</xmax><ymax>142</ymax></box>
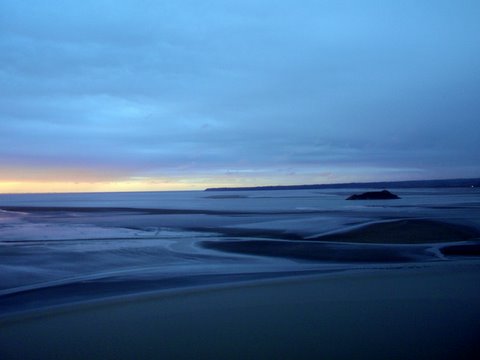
<box><xmin>191</xmin><ymin>219</ymin><xmax>480</xmax><ymax>243</ymax></box>
<box><xmin>201</xmin><ymin>219</ymin><xmax>480</xmax><ymax>262</ymax></box>
<box><xmin>308</xmin><ymin>219</ymin><xmax>480</xmax><ymax>244</ymax></box>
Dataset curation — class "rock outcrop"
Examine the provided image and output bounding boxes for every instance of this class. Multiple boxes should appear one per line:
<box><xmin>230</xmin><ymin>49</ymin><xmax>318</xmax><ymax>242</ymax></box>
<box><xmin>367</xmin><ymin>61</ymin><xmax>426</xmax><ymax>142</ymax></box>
<box><xmin>346</xmin><ymin>190</ymin><xmax>400</xmax><ymax>200</ymax></box>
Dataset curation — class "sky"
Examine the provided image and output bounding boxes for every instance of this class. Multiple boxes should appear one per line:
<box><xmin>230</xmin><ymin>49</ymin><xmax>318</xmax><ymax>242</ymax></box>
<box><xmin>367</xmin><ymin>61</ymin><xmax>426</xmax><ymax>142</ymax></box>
<box><xmin>1</xmin><ymin>0</ymin><xmax>479</xmax><ymax>193</ymax></box>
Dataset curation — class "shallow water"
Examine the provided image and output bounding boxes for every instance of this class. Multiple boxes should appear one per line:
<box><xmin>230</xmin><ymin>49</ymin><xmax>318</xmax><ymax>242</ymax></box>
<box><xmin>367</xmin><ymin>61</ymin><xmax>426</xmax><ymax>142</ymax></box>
<box><xmin>0</xmin><ymin>188</ymin><xmax>479</xmax><ymax>316</ymax></box>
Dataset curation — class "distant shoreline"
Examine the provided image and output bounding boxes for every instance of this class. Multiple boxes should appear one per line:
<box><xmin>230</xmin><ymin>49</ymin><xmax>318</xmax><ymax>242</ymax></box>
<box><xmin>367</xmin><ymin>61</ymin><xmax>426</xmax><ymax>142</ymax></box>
<box><xmin>205</xmin><ymin>177</ymin><xmax>480</xmax><ymax>191</ymax></box>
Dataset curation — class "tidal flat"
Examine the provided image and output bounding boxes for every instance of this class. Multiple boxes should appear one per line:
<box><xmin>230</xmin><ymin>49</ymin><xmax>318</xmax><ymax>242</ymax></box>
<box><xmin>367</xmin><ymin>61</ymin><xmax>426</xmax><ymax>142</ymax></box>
<box><xmin>1</xmin><ymin>188</ymin><xmax>479</xmax><ymax>358</ymax></box>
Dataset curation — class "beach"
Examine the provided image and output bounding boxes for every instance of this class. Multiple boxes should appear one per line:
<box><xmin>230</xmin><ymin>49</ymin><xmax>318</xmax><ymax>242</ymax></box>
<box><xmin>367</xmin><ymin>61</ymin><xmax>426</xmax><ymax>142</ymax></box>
<box><xmin>1</xmin><ymin>188</ymin><xmax>480</xmax><ymax>358</ymax></box>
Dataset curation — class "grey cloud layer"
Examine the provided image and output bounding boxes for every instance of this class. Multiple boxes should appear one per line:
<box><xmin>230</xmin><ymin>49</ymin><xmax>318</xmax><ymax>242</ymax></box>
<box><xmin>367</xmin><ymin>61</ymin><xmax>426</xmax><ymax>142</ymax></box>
<box><xmin>1</xmin><ymin>0</ymin><xmax>479</xmax><ymax>183</ymax></box>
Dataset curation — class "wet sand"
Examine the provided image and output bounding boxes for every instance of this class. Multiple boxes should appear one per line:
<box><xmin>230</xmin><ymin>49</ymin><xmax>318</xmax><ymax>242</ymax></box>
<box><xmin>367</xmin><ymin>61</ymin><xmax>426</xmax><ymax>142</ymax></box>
<box><xmin>1</xmin><ymin>192</ymin><xmax>480</xmax><ymax>359</ymax></box>
<box><xmin>309</xmin><ymin>219</ymin><xmax>480</xmax><ymax>244</ymax></box>
<box><xmin>202</xmin><ymin>219</ymin><xmax>480</xmax><ymax>262</ymax></box>
<box><xmin>1</xmin><ymin>263</ymin><xmax>479</xmax><ymax>360</ymax></box>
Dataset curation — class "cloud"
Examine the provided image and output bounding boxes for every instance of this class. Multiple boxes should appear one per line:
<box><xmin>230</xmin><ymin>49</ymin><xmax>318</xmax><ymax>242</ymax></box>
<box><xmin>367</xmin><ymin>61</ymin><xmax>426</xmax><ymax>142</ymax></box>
<box><xmin>0</xmin><ymin>0</ymin><xmax>479</xmax><ymax>190</ymax></box>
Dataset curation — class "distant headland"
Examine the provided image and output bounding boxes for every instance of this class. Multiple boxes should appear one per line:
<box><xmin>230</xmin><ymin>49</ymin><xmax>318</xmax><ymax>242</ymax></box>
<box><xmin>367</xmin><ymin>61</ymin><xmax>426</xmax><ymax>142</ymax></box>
<box><xmin>205</xmin><ymin>178</ymin><xmax>480</xmax><ymax>191</ymax></box>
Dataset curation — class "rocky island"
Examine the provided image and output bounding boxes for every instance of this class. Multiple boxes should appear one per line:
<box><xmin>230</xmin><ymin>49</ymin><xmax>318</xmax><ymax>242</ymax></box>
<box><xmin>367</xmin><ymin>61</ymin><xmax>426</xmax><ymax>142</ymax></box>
<box><xmin>346</xmin><ymin>190</ymin><xmax>400</xmax><ymax>200</ymax></box>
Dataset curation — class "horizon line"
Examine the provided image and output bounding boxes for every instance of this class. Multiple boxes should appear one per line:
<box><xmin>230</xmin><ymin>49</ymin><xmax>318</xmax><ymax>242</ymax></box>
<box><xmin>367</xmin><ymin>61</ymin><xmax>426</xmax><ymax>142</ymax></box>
<box><xmin>1</xmin><ymin>176</ymin><xmax>479</xmax><ymax>196</ymax></box>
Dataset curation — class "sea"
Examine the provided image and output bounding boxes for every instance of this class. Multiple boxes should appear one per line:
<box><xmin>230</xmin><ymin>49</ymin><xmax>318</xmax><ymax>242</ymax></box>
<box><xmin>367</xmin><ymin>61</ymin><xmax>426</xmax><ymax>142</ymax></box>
<box><xmin>0</xmin><ymin>187</ymin><xmax>479</xmax><ymax>317</ymax></box>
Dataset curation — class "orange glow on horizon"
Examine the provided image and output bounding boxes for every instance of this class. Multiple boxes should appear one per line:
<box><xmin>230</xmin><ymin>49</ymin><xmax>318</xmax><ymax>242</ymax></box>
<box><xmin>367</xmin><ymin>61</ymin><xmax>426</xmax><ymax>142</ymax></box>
<box><xmin>0</xmin><ymin>166</ymin><xmax>219</xmax><ymax>193</ymax></box>
<box><xmin>0</xmin><ymin>168</ymin><xmax>355</xmax><ymax>194</ymax></box>
<box><xmin>0</xmin><ymin>166</ymin><xmax>312</xmax><ymax>193</ymax></box>
<box><xmin>0</xmin><ymin>177</ymin><xmax>274</xmax><ymax>194</ymax></box>
<box><xmin>0</xmin><ymin>180</ymin><xmax>206</xmax><ymax>194</ymax></box>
